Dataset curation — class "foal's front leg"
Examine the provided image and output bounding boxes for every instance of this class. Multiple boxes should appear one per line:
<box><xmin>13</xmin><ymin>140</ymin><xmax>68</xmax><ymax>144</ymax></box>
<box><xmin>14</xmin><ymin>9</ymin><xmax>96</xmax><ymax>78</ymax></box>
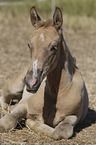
<box><xmin>26</xmin><ymin>115</ymin><xmax>77</xmax><ymax>139</ymax></box>
<box><xmin>0</xmin><ymin>103</ymin><xmax>27</xmax><ymax>132</ymax></box>
<box><xmin>26</xmin><ymin>119</ymin><xmax>55</xmax><ymax>138</ymax></box>
<box><xmin>53</xmin><ymin>115</ymin><xmax>77</xmax><ymax>139</ymax></box>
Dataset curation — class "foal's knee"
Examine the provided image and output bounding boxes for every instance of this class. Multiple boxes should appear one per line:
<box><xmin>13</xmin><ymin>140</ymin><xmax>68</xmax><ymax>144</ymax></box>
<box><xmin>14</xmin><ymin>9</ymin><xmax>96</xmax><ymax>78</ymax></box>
<box><xmin>53</xmin><ymin>122</ymin><xmax>73</xmax><ymax>139</ymax></box>
<box><xmin>0</xmin><ymin>114</ymin><xmax>17</xmax><ymax>132</ymax></box>
<box><xmin>0</xmin><ymin>104</ymin><xmax>27</xmax><ymax>132</ymax></box>
<box><xmin>53</xmin><ymin>115</ymin><xmax>77</xmax><ymax>139</ymax></box>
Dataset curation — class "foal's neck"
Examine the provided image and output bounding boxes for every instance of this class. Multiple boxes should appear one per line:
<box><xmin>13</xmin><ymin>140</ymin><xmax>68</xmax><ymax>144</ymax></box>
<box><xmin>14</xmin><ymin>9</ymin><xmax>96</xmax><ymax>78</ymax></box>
<box><xmin>47</xmin><ymin>63</ymin><xmax>62</xmax><ymax>97</ymax></box>
<box><xmin>47</xmin><ymin>33</ymin><xmax>75</xmax><ymax>98</ymax></box>
<box><xmin>47</xmin><ymin>39</ymin><xmax>65</xmax><ymax>98</ymax></box>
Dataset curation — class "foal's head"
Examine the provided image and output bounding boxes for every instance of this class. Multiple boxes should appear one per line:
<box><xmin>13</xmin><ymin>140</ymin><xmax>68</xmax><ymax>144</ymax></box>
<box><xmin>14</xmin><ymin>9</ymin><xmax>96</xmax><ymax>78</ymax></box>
<box><xmin>24</xmin><ymin>6</ymin><xmax>63</xmax><ymax>93</ymax></box>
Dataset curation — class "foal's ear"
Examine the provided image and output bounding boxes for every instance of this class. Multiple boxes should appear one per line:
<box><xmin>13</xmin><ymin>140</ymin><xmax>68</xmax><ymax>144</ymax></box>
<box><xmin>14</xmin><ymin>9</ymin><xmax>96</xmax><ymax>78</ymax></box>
<box><xmin>30</xmin><ymin>6</ymin><xmax>41</xmax><ymax>26</ymax></box>
<box><xmin>53</xmin><ymin>7</ymin><xmax>63</xmax><ymax>30</ymax></box>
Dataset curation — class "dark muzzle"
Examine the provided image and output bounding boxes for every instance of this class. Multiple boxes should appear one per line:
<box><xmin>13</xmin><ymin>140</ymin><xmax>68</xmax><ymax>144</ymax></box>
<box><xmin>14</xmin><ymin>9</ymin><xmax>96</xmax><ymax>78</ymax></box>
<box><xmin>24</xmin><ymin>69</ymin><xmax>44</xmax><ymax>93</ymax></box>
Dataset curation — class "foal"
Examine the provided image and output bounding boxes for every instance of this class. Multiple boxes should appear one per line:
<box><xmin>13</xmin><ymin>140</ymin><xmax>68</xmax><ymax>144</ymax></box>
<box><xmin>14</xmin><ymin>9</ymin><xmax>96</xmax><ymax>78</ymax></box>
<box><xmin>0</xmin><ymin>6</ymin><xmax>88</xmax><ymax>139</ymax></box>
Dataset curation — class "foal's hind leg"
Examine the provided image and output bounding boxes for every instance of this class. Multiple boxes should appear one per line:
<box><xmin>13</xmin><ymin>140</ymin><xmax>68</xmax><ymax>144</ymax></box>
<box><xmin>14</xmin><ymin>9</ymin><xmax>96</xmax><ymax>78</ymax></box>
<box><xmin>0</xmin><ymin>70</ymin><xmax>27</xmax><ymax>110</ymax></box>
<box><xmin>53</xmin><ymin>115</ymin><xmax>77</xmax><ymax>139</ymax></box>
<box><xmin>0</xmin><ymin>103</ymin><xmax>27</xmax><ymax>132</ymax></box>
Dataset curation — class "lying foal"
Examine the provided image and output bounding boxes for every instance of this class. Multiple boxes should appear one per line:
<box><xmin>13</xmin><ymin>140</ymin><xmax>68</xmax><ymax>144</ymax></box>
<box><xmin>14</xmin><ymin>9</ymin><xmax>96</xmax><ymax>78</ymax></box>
<box><xmin>0</xmin><ymin>6</ymin><xmax>88</xmax><ymax>139</ymax></box>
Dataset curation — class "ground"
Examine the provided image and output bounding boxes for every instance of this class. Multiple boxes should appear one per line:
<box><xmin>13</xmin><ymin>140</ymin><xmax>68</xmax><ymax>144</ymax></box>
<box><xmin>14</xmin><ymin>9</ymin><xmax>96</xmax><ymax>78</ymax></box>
<box><xmin>0</xmin><ymin>14</ymin><xmax>96</xmax><ymax>144</ymax></box>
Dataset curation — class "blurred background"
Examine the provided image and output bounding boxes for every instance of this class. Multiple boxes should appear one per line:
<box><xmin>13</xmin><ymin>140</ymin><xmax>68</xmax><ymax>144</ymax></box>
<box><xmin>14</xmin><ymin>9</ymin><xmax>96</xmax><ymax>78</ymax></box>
<box><xmin>0</xmin><ymin>0</ymin><xmax>96</xmax><ymax>30</ymax></box>
<box><xmin>0</xmin><ymin>0</ymin><xmax>96</xmax><ymax>144</ymax></box>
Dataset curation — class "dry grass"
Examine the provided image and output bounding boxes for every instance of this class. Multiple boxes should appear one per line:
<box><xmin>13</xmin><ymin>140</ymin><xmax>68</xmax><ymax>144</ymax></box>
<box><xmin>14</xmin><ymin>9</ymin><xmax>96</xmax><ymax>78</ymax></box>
<box><xmin>64</xmin><ymin>14</ymin><xmax>96</xmax><ymax>31</ymax></box>
<box><xmin>0</xmin><ymin>4</ymin><xmax>96</xmax><ymax>145</ymax></box>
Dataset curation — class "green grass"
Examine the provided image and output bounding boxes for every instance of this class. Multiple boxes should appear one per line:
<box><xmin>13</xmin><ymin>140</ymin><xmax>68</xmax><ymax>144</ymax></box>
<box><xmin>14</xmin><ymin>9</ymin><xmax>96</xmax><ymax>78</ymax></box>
<box><xmin>56</xmin><ymin>0</ymin><xmax>96</xmax><ymax>18</ymax></box>
<box><xmin>0</xmin><ymin>0</ymin><xmax>96</xmax><ymax>30</ymax></box>
<box><xmin>0</xmin><ymin>0</ymin><xmax>96</xmax><ymax>17</ymax></box>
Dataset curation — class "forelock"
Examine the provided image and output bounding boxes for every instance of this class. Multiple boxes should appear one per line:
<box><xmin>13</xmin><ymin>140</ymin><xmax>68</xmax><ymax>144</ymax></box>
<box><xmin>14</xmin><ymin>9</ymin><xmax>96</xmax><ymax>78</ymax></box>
<box><xmin>35</xmin><ymin>19</ymin><xmax>53</xmax><ymax>29</ymax></box>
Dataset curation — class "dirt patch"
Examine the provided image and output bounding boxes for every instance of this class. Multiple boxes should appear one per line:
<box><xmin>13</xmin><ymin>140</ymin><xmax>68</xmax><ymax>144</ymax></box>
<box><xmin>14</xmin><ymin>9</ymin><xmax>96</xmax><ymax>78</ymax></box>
<box><xmin>0</xmin><ymin>15</ymin><xmax>96</xmax><ymax>144</ymax></box>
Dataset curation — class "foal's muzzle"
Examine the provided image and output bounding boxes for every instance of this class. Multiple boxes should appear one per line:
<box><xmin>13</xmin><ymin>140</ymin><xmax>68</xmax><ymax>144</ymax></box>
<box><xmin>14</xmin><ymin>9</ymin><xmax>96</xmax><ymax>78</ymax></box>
<box><xmin>24</xmin><ymin>69</ymin><xmax>44</xmax><ymax>93</ymax></box>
